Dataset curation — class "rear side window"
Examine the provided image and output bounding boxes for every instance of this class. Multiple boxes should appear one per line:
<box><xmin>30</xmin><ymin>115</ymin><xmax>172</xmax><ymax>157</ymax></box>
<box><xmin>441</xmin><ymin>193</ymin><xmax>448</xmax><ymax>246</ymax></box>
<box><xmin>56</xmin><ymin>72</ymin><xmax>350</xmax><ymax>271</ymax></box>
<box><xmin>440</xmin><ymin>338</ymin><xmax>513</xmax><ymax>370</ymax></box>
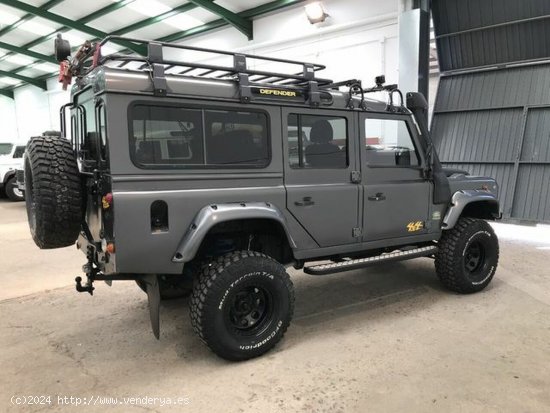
<box><xmin>130</xmin><ymin>104</ymin><xmax>270</xmax><ymax>168</ymax></box>
<box><xmin>287</xmin><ymin>114</ymin><xmax>348</xmax><ymax>169</ymax></box>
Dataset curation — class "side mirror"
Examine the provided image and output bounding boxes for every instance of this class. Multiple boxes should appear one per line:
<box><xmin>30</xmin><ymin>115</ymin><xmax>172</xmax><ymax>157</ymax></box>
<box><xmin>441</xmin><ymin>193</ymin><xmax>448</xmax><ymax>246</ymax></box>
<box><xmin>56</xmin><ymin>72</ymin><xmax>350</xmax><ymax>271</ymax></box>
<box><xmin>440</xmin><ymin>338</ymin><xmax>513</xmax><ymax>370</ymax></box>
<box><xmin>54</xmin><ymin>34</ymin><xmax>71</xmax><ymax>62</ymax></box>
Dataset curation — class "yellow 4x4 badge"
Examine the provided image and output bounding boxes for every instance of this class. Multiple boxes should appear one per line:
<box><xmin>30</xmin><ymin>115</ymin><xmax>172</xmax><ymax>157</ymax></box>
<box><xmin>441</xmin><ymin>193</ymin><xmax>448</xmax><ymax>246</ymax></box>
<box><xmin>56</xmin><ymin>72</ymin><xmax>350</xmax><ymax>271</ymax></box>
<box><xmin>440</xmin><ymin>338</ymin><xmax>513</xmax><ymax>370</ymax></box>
<box><xmin>407</xmin><ymin>221</ymin><xmax>424</xmax><ymax>232</ymax></box>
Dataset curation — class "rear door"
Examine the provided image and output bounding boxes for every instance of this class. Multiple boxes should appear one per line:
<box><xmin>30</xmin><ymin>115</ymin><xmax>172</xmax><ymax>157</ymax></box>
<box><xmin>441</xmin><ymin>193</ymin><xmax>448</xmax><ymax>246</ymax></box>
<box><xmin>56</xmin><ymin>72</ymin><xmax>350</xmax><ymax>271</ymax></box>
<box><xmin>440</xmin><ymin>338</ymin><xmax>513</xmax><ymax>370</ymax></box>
<box><xmin>282</xmin><ymin>108</ymin><xmax>360</xmax><ymax>247</ymax></box>
<box><xmin>360</xmin><ymin>113</ymin><xmax>432</xmax><ymax>241</ymax></box>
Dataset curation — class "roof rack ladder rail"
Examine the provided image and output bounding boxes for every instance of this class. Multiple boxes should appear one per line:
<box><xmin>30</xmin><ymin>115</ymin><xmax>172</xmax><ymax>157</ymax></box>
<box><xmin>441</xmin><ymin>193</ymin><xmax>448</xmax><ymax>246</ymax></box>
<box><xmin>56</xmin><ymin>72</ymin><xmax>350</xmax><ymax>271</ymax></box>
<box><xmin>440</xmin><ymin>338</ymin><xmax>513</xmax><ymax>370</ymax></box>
<box><xmin>148</xmin><ymin>42</ymin><xmax>167</xmax><ymax>97</ymax></box>
<box><xmin>59</xmin><ymin>102</ymin><xmax>74</xmax><ymax>150</ymax></box>
<box><xmin>235</xmin><ymin>53</ymin><xmax>252</xmax><ymax>103</ymax></box>
<box><xmin>304</xmin><ymin>64</ymin><xmax>320</xmax><ymax>107</ymax></box>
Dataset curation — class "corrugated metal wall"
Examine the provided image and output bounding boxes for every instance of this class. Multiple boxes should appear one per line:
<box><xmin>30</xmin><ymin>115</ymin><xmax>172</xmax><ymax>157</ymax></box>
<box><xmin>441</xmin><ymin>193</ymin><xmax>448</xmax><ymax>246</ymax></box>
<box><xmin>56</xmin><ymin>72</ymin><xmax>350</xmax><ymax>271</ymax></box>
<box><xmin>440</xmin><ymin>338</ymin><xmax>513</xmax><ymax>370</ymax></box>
<box><xmin>431</xmin><ymin>0</ymin><xmax>550</xmax><ymax>222</ymax></box>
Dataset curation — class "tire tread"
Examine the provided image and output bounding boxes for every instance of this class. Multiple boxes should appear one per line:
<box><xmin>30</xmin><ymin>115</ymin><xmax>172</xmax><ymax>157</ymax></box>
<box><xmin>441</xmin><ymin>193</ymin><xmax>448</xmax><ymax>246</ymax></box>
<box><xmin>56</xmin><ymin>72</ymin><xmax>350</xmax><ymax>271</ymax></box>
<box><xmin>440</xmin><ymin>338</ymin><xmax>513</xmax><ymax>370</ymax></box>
<box><xmin>25</xmin><ymin>135</ymin><xmax>82</xmax><ymax>249</ymax></box>
<box><xmin>435</xmin><ymin>217</ymin><xmax>499</xmax><ymax>294</ymax></box>
<box><xmin>189</xmin><ymin>251</ymin><xmax>294</xmax><ymax>360</ymax></box>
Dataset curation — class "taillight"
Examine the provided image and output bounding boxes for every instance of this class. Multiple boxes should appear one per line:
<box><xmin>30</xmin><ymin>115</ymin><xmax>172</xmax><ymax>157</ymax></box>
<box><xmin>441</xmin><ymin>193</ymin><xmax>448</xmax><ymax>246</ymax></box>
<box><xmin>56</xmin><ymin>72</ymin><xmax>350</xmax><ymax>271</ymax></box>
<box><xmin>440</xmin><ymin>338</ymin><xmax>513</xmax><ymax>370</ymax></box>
<box><xmin>102</xmin><ymin>192</ymin><xmax>113</xmax><ymax>210</ymax></box>
<box><xmin>106</xmin><ymin>242</ymin><xmax>115</xmax><ymax>254</ymax></box>
<box><xmin>101</xmin><ymin>238</ymin><xmax>115</xmax><ymax>254</ymax></box>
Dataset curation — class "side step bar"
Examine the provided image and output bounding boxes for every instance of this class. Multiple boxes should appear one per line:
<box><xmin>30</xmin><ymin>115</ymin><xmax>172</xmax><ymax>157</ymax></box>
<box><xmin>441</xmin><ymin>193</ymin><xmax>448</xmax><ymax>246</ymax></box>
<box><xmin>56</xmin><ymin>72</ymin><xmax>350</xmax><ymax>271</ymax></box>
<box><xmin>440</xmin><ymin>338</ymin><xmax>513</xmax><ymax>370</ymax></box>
<box><xmin>303</xmin><ymin>245</ymin><xmax>438</xmax><ymax>276</ymax></box>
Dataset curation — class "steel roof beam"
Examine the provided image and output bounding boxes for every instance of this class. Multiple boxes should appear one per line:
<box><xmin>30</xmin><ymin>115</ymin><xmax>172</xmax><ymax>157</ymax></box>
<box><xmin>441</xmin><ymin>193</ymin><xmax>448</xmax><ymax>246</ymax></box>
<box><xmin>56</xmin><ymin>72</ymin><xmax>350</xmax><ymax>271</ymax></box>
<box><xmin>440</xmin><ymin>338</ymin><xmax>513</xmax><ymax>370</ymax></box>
<box><xmin>186</xmin><ymin>0</ymin><xmax>253</xmax><ymax>40</ymax></box>
<box><xmin>0</xmin><ymin>0</ymin><xmax>137</xmax><ymax>65</ymax></box>
<box><xmin>0</xmin><ymin>0</ymin><xmax>64</xmax><ymax>37</ymax></box>
<box><xmin>112</xmin><ymin>3</ymin><xmax>197</xmax><ymax>35</ymax></box>
<box><xmin>160</xmin><ymin>0</ymin><xmax>305</xmax><ymax>43</ymax></box>
<box><xmin>1</xmin><ymin>0</ymin><xmax>146</xmax><ymax>55</ymax></box>
<box><xmin>5</xmin><ymin>0</ymin><xmax>306</xmax><ymax>89</ymax></box>
<box><xmin>1</xmin><ymin>1</ymin><xmax>193</xmax><ymax>79</ymax></box>
<box><xmin>0</xmin><ymin>89</ymin><xmax>15</xmax><ymax>99</ymax></box>
<box><xmin>0</xmin><ymin>40</ymin><xmax>57</xmax><ymax>64</ymax></box>
<box><xmin>0</xmin><ymin>69</ymin><xmax>47</xmax><ymax>90</ymax></box>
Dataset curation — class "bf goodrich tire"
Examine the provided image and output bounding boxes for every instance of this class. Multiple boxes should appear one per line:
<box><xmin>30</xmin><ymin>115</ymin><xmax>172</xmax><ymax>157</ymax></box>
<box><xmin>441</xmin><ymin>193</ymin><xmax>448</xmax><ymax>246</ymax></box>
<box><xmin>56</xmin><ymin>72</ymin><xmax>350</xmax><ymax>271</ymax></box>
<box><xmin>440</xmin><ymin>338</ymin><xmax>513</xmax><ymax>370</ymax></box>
<box><xmin>25</xmin><ymin>135</ymin><xmax>82</xmax><ymax>249</ymax></box>
<box><xmin>190</xmin><ymin>251</ymin><xmax>295</xmax><ymax>361</ymax></box>
<box><xmin>435</xmin><ymin>218</ymin><xmax>499</xmax><ymax>294</ymax></box>
<box><xmin>5</xmin><ymin>176</ymin><xmax>24</xmax><ymax>201</ymax></box>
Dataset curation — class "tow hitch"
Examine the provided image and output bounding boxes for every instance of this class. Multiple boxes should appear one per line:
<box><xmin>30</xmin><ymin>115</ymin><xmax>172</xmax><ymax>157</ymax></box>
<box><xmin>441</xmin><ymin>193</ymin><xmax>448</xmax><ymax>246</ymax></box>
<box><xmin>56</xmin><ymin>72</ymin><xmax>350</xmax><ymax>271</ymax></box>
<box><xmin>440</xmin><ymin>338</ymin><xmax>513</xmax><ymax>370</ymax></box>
<box><xmin>74</xmin><ymin>246</ymin><xmax>161</xmax><ymax>339</ymax></box>
<box><xmin>74</xmin><ymin>245</ymin><xmax>99</xmax><ymax>295</ymax></box>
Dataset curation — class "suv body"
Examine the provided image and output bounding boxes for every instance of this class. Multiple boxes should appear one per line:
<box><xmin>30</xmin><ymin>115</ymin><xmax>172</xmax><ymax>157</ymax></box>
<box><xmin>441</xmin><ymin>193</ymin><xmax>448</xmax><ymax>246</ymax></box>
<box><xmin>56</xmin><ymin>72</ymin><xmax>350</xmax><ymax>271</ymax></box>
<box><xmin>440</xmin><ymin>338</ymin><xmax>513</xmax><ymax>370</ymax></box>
<box><xmin>0</xmin><ymin>142</ymin><xmax>25</xmax><ymax>201</ymax></box>
<box><xmin>24</xmin><ymin>37</ymin><xmax>500</xmax><ymax>360</ymax></box>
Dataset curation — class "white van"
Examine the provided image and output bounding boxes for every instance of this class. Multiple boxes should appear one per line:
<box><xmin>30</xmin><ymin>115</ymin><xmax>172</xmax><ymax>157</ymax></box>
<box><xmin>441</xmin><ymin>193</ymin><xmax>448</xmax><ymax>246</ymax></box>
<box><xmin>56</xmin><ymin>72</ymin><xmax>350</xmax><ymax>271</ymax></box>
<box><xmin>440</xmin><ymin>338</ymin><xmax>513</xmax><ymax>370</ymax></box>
<box><xmin>0</xmin><ymin>142</ymin><xmax>25</xmax><ymax>201</ymax></box>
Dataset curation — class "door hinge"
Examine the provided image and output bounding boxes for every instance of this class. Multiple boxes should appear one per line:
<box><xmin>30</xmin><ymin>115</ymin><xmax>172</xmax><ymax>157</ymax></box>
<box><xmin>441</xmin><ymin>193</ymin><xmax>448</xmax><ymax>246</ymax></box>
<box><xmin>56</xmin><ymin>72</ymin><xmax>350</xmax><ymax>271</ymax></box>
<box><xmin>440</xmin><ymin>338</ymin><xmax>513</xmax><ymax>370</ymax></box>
<box><xmin>352</xmin><ymin>227</ymin><xmax>362</xmax><ymax>238</ymax></box>
<box><xmin>351</xmin><ymin>171</ymin><xmax>361</xmax><ymax>183</ymax></box>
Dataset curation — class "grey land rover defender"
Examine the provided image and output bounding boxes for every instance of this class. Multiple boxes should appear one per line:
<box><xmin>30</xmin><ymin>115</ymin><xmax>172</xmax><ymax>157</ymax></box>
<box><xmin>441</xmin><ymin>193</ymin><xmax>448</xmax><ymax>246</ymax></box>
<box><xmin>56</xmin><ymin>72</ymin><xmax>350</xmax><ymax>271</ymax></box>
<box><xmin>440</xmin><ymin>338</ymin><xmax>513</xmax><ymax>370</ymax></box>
<box><xmin>24</xmin><ymin>35</ymin><xmax>500</xmax><ymax>361</ymax></box>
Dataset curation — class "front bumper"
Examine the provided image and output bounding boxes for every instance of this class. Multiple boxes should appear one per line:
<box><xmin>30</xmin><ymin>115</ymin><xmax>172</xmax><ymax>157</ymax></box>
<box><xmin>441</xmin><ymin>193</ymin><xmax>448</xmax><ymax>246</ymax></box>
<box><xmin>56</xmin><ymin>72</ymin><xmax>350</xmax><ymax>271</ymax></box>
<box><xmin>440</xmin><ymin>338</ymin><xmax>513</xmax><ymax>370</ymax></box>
<box><xmin>15</xmin><ymin>169</ymin><xmax>25</xmax><ymax>192</ymax></box>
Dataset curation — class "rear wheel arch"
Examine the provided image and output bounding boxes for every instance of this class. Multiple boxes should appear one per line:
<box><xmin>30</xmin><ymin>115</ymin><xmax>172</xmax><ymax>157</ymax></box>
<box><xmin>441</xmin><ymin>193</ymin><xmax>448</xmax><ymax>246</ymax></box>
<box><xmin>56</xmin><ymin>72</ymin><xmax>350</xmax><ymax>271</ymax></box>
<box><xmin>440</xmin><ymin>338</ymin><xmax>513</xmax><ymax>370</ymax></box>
<box><xmin>172</xmin><ymin>202</ymin><xmax>296</xmax><ymax>265</ymax></box>
<box><xmin>191</xmin><ymin>217</ymin><xmax>296</xmax><ymax>266</ymax></box>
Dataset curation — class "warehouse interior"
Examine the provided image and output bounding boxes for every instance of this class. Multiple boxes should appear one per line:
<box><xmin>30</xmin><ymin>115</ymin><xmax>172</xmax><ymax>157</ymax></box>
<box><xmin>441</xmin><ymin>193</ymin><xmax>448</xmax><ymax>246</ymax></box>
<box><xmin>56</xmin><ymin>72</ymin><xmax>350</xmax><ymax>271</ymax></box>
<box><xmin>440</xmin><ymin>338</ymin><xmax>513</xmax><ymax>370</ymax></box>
<box><xmin>1</xmin><ymin>0</ymin><xmax>550</xmax><ymax>412</ymax></box>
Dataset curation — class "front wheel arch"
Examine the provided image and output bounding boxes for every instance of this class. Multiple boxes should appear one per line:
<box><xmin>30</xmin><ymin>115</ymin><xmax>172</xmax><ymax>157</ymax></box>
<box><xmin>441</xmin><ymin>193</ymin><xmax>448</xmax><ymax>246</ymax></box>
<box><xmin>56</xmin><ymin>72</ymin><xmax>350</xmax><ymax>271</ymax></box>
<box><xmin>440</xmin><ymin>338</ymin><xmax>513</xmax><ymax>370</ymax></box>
<box><xmin>2</xmin><ymin>170</ymin><xmax>15</xmax><ymax>186</ymax></box>
<box><xmin>443</xmin><ymin>190</ymin><xmax>500</xmax><ymax>229</ymax></box>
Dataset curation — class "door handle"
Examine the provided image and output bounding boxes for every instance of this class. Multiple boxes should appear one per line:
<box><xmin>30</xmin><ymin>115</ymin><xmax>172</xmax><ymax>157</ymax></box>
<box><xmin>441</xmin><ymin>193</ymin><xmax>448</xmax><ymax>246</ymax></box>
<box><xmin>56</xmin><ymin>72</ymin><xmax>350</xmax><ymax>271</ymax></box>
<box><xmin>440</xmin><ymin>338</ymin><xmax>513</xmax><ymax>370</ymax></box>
<box><xmin>368</xmin><ymin>193</ymin><xmax>386</xmax><ymax>201</ymax></box>
<box><xmin>294</xmin><ymin>196</ymin><xmax>315</xmax><ymax>207</ymax></box>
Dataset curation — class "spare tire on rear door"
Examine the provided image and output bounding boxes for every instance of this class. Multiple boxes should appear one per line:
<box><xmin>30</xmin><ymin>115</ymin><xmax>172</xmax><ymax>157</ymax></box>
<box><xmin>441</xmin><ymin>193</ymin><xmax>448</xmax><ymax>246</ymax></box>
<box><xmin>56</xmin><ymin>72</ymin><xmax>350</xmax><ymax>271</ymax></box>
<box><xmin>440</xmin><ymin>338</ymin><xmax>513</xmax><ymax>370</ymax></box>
<box><xmin>25</xmin><ymin>135</ymin><xmax>82</xmax><ymax>249</ymax></box>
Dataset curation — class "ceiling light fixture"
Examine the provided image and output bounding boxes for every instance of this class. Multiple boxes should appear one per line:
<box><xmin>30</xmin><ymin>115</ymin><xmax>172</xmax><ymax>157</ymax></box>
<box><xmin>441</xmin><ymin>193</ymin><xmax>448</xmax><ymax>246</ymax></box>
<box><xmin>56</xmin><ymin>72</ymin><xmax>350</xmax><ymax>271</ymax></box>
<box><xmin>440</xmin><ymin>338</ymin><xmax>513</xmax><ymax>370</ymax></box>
<box><xmin>304</xmin><ymin>1</ymin><xmax>329</xmax><ymax>24</ymax></box>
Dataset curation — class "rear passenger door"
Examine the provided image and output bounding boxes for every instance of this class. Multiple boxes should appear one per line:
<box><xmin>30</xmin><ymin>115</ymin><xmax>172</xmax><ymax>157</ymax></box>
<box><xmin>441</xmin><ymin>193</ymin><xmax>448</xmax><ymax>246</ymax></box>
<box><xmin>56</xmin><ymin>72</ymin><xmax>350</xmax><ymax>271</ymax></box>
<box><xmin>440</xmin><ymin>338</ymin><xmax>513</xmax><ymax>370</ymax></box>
<box><xmin>282</xmin><ymin>108</ymin><xmax>360</xmax><ymax>247</ymax></box>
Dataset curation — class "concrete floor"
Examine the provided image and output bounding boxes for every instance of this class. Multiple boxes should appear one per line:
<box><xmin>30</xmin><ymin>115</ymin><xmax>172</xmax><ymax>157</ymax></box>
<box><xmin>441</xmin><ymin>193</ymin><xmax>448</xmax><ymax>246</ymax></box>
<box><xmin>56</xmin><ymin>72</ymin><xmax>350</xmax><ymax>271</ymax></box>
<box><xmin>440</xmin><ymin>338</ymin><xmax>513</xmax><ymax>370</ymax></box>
<box><xmin>1</xmin><ymin>197</ymin><xmax>550</xmax><ymax>413</ymax></box>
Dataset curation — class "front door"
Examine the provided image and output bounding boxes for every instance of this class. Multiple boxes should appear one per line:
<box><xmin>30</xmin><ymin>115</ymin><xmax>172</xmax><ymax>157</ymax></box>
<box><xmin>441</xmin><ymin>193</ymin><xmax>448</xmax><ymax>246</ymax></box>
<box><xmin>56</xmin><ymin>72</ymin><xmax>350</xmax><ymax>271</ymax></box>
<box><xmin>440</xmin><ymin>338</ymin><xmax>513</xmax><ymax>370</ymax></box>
<box><xmin>283</xmin><ymin>108</ymin><xmax>360</xmax><ymax>247</ymax></box>
<box><xmin>360</xmin><ymin>113</ymin><xmax>431</xmax><ymax>241</ymax></box>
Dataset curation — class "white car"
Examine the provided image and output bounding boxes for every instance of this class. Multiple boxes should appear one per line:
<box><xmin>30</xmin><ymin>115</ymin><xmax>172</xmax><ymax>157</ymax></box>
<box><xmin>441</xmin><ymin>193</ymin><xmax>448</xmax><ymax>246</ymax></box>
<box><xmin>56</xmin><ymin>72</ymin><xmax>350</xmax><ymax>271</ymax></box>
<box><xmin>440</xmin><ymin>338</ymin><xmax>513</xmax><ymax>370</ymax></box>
<box><xmin>0</xmin><ymin>142</ymin><xmax>26</xmax><ymax>201</ymax></box>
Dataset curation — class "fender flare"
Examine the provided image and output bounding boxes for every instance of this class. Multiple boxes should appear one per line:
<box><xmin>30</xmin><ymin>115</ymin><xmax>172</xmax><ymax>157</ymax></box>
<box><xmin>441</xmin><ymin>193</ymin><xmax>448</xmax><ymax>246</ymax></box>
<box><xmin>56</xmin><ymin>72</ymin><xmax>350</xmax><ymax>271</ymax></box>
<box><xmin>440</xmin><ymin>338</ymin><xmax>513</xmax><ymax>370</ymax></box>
<box><xmin>442</xmin><ymin>190</ymin><xmax>499</xmax><ymax>229</ymax></box>
<box><xmin>2</xmin><ymin>169</ymin><xmax>16</xmax><ymax>185</ymax></box>
<box><xmin>172</xmin><ymin>202</ymin><xmax>296</xmax><ymax>263</ymax></box>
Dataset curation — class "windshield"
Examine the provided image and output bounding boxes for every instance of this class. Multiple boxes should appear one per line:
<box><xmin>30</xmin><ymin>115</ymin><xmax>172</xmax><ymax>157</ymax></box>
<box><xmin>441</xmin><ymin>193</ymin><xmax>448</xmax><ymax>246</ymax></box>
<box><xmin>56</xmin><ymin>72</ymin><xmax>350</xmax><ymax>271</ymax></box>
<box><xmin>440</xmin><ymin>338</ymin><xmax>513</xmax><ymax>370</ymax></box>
<box><xmin>0</xmin><ymin>144</ymin><xmax>13</xmax><ymax>155</ymax></box>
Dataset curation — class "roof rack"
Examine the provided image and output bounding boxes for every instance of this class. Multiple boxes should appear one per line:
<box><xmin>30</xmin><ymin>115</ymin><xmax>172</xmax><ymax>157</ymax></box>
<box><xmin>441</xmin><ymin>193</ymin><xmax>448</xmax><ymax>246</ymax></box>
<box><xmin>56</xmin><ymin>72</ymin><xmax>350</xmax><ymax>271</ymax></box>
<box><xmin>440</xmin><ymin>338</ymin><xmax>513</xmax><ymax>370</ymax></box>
<box><xmin>60</xmin><ymin>35</ymin><xmax>335</xmax><ymax>107</ymax></box>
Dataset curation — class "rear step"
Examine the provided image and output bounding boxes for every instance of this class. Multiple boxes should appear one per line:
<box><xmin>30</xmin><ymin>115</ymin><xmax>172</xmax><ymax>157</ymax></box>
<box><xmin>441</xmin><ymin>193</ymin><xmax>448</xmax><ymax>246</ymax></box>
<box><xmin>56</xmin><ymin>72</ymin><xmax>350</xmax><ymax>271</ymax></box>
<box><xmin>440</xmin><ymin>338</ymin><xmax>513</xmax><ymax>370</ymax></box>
<box><xmin>303</xmin><ymin>245</ymin><xmax>438</xmax><ymax>275</ymax></box>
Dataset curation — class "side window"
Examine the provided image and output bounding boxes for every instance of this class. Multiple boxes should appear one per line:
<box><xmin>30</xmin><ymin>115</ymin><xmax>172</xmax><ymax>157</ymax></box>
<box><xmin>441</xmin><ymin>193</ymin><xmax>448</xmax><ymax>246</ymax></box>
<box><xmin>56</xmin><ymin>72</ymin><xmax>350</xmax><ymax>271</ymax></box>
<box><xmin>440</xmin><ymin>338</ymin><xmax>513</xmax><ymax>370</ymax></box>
<box><xmin>81</xmin><ymin>101</ymin><xmax>100</xmax><ymax>161</ymax></box>
<box><xmin>13</xmin><ymin>146</ymin><xmax>25</xmax><ymax>158</ymax></box>
<box><xmin>204</xmin><ymin>109</ymin><xmax>269</xmax><ymax>166</ymax></box>
<box><xmin>288</xmin><ymin>114</ymin><xmax>348</xmax><ymax>169</ymax></box>
<box><xmin>132</xmin><ymin>105</ymin><xmax>204</xmax><ymax>166</ymax></box>
<box><xmin>97</xmin><ymin>103</ymin><xmax>107</xmax><ymax>160</ymax></box>
<box><xmin>130</xmin><ymin>105</ymin><xmax>270</xmax><ymax>168</ymax></box>
<box><xmin>71</xmin><ymin>114</ymin><xmax>77</xmax><ymax>151</ymax></box>
<box><xmin>364</xmin><ymin>118</ymin><xmax>419</xmax><ymax>167</ymax></box>
<box><xmin>0</xmin><ymin>144</ymin><xmax>12</xmax><ymax>156</ymax></box>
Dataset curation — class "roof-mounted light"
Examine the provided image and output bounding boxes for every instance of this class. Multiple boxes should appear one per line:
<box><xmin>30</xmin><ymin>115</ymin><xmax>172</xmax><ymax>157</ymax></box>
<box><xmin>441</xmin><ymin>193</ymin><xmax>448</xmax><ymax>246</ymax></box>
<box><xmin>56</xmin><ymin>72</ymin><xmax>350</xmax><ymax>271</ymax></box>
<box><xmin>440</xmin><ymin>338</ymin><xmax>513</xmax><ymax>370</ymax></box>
<box><xmin>305</xmin><ymin>2</ymin><xmax>329</xmax><ymax>24</ymax></box>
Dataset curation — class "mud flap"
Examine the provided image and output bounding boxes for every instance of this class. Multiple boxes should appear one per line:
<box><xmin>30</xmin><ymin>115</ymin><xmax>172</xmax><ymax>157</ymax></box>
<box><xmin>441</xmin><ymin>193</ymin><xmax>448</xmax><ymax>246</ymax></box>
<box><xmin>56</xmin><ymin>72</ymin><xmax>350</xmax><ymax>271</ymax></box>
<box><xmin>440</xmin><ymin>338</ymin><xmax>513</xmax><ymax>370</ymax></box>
<box><xmin>140</xmin><ymin>274</ymin><xmax>161</xmax><ymax>339</ymax></box>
